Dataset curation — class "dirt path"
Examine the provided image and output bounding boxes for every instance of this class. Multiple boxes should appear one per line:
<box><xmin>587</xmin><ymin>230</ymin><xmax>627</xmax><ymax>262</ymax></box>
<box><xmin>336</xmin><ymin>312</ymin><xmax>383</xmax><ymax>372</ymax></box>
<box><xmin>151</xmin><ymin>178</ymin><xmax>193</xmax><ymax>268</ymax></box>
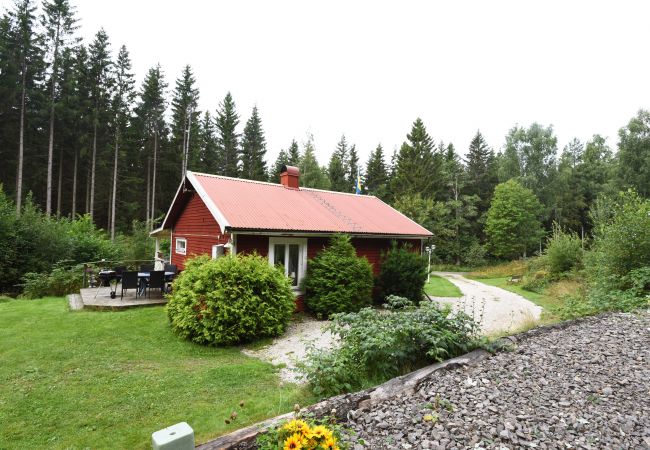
<box><xmin>429</xmin><ymin>272</ymin><xmax>543</xmax><ymax>335</ymax></box>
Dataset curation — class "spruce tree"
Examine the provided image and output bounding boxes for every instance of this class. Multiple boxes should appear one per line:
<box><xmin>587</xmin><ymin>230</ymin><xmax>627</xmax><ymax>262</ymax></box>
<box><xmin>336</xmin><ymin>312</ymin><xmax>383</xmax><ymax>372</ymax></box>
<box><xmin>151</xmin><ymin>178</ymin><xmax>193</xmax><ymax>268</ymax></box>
<box><xmin>86</xmin><ymin>29</ymin><xmax>113</xmax><ymax>220</ymax></box>
<box><xmin>347</xmin><ymin>144</ymin><xmax>360</xmax><ymax>192</ymax></box>
<box><xmin>300</xmin><ymin>136</ymin><xmax>329</xmax><ymax>189</ymax></box>
<box><xmin>270</xmin><ymin>149</ymin><xmax>289</xmax><ymax>182</ymax></box>
<box><xmin>198</xmin><ymin>111</ymin><xmax>218</xmax><ymax>173</ymax></box>
<box><xmin>391</xmin><ymin>118</ymin><xmax>438</xmax><ymax>198</ymax></box>
<box><xmin>42</xmin><ymin>0</ymin><xmax>78</xmax><ymax>215</ymax></box>
<box><xmin>287</xmin><ymin>139</ymin><xmax>300</xmax><ymax>165</ymax></box>
<box><xmin>170</xmin><ymin>65</ymin><xmax>199</xmax><ymax>177</ymax></box>
<box><xmin>328</xmin><ymin>135</ymin><xmax>349</xmax><ymax>191</ymax></box>
<box><xmin>464</xmin><ymin>131</ymin><xmax>498</xmax><ymax>214</ymax></box>
<box><xmin>240</xmin><ymin>106</ymin><xmax>267</xmax><ymax>181</ymax></box>
<box><xmin>109</xmin><ymin>45</ymin><xmax>135</xmax><ymax>239</ymax></box>
<box><xmin>365</xmin><ymin>144</ymin><xmax>388</xmax><ymax>200</ymax></box>
<box><xmin>135</xmin><ymin>64</ymin><xmax>167</xmax><ymax>224</ymax></box>
<box><xmin>215</xmin><ymin>92</ymin><xmax>239</xmax><ymax>177</ymax></box>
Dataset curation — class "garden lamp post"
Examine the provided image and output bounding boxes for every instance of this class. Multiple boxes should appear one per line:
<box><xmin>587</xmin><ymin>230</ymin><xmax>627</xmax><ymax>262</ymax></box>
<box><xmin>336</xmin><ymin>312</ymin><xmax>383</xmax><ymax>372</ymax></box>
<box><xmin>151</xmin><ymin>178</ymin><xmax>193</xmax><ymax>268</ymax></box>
<box><xmin>425</xmin><ymin>245</ymin><xmax>435</xmax><ymax>282</ymax></box>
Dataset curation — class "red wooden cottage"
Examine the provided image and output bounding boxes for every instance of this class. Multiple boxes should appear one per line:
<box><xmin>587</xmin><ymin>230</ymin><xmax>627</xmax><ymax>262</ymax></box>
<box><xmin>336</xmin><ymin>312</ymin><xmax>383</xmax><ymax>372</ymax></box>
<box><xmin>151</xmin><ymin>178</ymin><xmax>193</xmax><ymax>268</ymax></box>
<box><xmin>152</xmin><ymin>166</ymin><xmax>432</xmax><ymax>303</ymax></box>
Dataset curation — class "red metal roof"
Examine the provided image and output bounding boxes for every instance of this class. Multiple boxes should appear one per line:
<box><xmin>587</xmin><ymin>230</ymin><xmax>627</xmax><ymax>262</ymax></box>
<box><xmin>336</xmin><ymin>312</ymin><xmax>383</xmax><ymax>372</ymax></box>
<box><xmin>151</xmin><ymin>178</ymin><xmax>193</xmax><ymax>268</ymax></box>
<box><xmin>181</xmin><ymin>172</ymin><xmax>432</xmax><ymax>237</ymax></box>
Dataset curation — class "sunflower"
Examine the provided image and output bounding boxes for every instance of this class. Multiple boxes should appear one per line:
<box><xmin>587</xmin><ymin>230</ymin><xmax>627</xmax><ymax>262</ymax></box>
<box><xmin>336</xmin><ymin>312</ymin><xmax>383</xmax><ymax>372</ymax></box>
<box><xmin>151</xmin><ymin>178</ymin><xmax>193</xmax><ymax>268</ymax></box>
<box><xmin>282</xmin><ymin>419</ymin><xmax>309</xmax><ymax>435</ymax></box>
<box><xmin>323</xmin><ymin>437</ymin><xmax>339</xmax><ymax>450</ymax></box>
<box><xmin>309</xmin><ymin>425</ymin><xmax>331</xmax><ymax>441</ymax></box>
<box><xmin>283</xmin><ymin>433</ymin><xmax>303</xmax><ymax>450</ymax></box>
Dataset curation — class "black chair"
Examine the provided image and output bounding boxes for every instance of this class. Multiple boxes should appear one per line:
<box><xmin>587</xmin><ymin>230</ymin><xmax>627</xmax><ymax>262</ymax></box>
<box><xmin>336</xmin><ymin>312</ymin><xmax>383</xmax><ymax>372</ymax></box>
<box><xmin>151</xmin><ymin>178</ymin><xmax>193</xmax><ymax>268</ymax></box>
<box><xmin>113</xmin><ymin>265</ymin><xmax>127</xmax><ymax>281</ymax></box>
<box><xmin>120</xmin><ymin>271</ymin><xmax>140</xmax><ymax>299</ymax></box>
<box><xmin>164</xmin><ymin>263</ymin><xmax>177</xmax><ymax>274</ymax></box>
<box><xmin>140</xmin><ymin>264</ymin><xmax>154</xmax><ymax>272</ymax></box>
<box><xmin>147</xmin><ymin>270</ymin><xmax>166</xmax><ymax>298</ymax></box>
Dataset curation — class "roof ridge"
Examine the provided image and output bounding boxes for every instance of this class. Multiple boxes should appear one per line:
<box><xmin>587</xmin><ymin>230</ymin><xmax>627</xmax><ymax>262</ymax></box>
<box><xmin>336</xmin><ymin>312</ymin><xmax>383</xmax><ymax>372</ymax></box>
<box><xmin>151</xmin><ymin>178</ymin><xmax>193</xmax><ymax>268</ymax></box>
<box><xmin>305</xmin><ymin>190</ymin><xmax>363</xmax><ymax>232</ymax></box>
<box><xmin>189</xmin><ymin>171</ymin><xmax>283</xmax><ymax>188</ymax></box>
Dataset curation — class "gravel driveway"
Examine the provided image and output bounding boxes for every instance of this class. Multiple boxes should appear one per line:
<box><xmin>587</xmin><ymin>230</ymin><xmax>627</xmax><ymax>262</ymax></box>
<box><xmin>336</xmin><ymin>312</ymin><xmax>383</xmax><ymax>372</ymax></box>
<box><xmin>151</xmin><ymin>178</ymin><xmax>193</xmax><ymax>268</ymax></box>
<box><xmin>344</xmin><ymin>310</ymin><xmax>650</xmax><ymax>449</ymax></box>
<box><xmin>430</xmin><ymin>272</ymin><xmax>543</xmax><ymax>335</ymax></box>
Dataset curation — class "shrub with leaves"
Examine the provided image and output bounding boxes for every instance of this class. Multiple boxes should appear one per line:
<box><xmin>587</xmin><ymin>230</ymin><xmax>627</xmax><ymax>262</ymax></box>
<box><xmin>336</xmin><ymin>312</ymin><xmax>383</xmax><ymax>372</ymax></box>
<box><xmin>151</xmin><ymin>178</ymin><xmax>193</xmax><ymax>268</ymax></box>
<box><xmin>376</xmin><ymin>242</ymin><xmax>428</xmax><ymax>304</ymax></box>
<box><xmin>300</xmin><ymin>301</ymin><xmax>482</xmax><ymax>397</ymax></box>
<box><xmin>304</xmin><ymin>234</ymin><xmax>374</xmax><ymax>318</ymax></box>
<box><xmin>544</xmin><ymin>223</ymin><xmax>583</xmax><ymax>276</ymax></box>
<box><xmin>21</xmin><ymin>261</ymin><xmax>84</xmax><ymax>299</ymax></box>
<box><xmin>256</xmin><ymin>417</ymin><xmax>347</xmax><ymax>450</ymax></box>
<box><xmin>166</xmin><ymin>254</ymin><xmax>295</xmax><ymax>346</ymax></box>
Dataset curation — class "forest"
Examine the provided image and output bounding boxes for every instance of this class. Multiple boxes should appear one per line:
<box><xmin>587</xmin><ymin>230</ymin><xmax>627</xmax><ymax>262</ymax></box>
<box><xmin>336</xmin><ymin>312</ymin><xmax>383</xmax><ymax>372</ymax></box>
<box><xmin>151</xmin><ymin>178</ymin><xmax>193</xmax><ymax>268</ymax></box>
<box><xmin>1</xmin><ymin>0</ymin><xmax>649</xmax><ymax>267</ymax></box>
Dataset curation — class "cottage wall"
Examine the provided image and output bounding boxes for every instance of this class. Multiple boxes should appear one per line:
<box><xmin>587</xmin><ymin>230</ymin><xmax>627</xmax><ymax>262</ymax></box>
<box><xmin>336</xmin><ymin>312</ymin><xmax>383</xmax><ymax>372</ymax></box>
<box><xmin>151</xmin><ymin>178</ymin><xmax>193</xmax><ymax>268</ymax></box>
<box><xmin>171</xmin><ymin>193</ymin><xmax>229</xmax><ymax>270</ymax></box>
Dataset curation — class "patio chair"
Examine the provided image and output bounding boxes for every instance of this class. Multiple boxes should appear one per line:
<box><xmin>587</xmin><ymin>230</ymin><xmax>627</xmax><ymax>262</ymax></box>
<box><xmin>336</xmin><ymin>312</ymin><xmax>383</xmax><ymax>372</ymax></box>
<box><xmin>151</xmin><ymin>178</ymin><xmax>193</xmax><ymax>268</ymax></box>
<box><xmin>164</xmin><ymin>263</ymin><xmax>177</xmax><ymax>274</ymax></box>
<box><xmin>147</xmin><ymin>270</ymin><xmax>166</xmax><ymax>298</ymax></box>
<box><xmin>113</xmin><ymin>265</ymin><xmax>127</xmax><ymax>282</ymax></box>
<box><xmin>140</xmin><ymin>264</ymin><xmax>154</xmax><ymax>272</ymax></box>
<box><xmin>120</xmin><ymin>271</ymin><xmax>140</xmax><ymax>299</ymax></box>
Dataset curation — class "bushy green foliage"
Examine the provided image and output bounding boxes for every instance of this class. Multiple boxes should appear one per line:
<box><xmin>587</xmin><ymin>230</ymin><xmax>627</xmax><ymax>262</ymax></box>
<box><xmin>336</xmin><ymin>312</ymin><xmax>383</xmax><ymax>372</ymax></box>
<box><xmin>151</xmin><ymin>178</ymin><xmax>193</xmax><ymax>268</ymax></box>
<box><xmin>463</xmin><ymin>242</ymin><xmax>487</xmax><ymax>267</ymax></box>
<box><xmin>0</xmin><ymin>188</ymin><xmax>117</xmax><ymax>294</ymax></box>
<box><xmin>115</xmin><ymin>220</ymin><xmax>157</xmax><ymax>263</ymax></box>
<box><xmin>21</xmin><ymin>261</ymin><xmax>83</xmax><ymax>299</ymax></box>
<box><xmin>485</xmin><ymin>179</ymin><xmax>544</xmax><ymax>259</ymax></box>
<box><xmin>304</xmin><ymin>234</ymin><xmax>373</xmax><ymax>318</ymax></box>
<box><xmin>545</xmin><ymin>224</ymin><xmax>583</xmax><ymax>276</ymax></box>
<box><xmin>166</xmin><ymin>255</ymin><xmax>295</xmax><ymax>346</ymax></box>
<box><xmin>300</xmin><ymin>301</ymin><xmax>481</xmax><ymax>397</ymax></box>
<box><xmin>376</xmin><ymin>242</ymin><xmax>428</xmax><ymax>304</ymax></box>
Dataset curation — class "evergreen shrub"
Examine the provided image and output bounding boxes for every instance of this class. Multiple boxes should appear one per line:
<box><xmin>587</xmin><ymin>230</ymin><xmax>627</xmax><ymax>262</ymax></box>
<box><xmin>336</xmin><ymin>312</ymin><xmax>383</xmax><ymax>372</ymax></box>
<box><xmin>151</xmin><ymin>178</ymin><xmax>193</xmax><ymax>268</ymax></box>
<box><xmin>376</xmin><ymin>242</ymin><xmax>428</xmax><ymax>304</ymax></box>
<box><xmin>304</xmin><ymin>234</ymin><xmax>373</xmax><ymax>318</ymax></box>
<box><xmin>166</xmin><ymin>254</ymin><xmax>295</xmax><ymax>346</ymax></box>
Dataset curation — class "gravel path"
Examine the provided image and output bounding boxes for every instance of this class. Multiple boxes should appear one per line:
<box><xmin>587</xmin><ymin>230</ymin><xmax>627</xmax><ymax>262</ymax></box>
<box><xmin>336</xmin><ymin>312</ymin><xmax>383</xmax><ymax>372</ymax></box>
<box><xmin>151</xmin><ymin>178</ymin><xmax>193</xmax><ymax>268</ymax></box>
<box><xmin>241</xmin><ymin>316</ymin><xmax>334</xmax><ymax>383</ymax></box>
<box><xmin>430</xmin><ymin>272</ymin><xmax>543</xmax><ymax>335</ymax></box>
<box><xmin>344</xmin><ymin>310</ymin><xmax>650</xmax><ymax>449</ymax></box>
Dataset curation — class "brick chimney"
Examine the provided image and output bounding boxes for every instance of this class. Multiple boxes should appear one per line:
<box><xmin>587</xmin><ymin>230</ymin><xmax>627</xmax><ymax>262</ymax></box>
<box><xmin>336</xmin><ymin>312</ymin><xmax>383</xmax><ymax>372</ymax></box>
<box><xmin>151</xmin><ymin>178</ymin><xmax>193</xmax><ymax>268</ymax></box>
<box><xmin>280</xmin><ymin>165</ymin><xmax>300</xmax><ymax>189</ymax></box>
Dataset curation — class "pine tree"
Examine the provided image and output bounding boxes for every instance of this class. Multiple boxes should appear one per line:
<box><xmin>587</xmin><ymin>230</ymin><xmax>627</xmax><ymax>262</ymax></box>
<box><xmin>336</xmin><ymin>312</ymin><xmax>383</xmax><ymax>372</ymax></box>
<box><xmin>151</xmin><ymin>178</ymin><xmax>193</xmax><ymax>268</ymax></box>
<box><xmin>42</xmin><ymin>0</ymin><xmax>78</xmax><ymax>216</ymax></box>
<box><xmin>287</xmin><ymin>139</ymin><xmax>300</xmax><ymax>165</ymax></box>
<box><xmin>391</xmin><ymin>118</ymin><xmax>438</xmax><ymax>198</ymax></box>
<box><xmin>270</xmin><ymin>139</ymin><xmax>300</xmax><ymax>182</ymax></box>
<box><xmin>109</xmin><ymin>45</ymin><xmax>135</xmax><ymax>239</ymax></box>
<box><xmin>240</xmin><ymin>106</ymin><xmax>267</xmax><ymax>181</ymax></box>
<box><xmin>347</xmin><ymin>144</ymin><xmax>359</xmax><ymax>193</ymax></box>
<box><xmin>170</xmin><ymin>65</ymin><xmax>199</xmax><ymax>178</ymax></box>
<box><xmin>365</xmin><ymin>144</ymin><xmax>388</xmax><ymax>199</ymax></box>
<box><xmin>215</xmin><ymin>92</ymin><xmax>239</xmax><ymax>177</ymax></box>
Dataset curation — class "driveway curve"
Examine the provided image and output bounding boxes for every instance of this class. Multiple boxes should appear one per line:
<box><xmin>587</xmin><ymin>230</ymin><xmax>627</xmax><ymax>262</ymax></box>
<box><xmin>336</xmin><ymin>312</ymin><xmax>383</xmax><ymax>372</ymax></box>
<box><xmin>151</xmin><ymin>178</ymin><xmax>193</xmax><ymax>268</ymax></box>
<box><xmin>429</xmin><ymin>272</ymin><xmax>543</xmax><ymax>335</ymax></box>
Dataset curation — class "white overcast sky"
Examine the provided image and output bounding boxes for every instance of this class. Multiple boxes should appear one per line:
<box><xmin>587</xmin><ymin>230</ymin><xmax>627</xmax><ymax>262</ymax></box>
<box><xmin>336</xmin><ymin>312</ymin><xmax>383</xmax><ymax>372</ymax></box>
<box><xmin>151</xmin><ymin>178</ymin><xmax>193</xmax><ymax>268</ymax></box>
<box><xmin>6</xmin><ymin>0</ymin><xmax>650</xmax><ymax>166</ymax></box>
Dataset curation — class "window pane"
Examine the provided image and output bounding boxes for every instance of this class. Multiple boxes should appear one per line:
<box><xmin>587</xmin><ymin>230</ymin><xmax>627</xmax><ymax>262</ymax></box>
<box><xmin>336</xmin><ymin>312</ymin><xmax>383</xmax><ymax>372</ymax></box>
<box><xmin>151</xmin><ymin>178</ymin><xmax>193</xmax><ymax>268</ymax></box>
<box><xmin>274</xmin><ymin>244</ymin><xmax>285</xmax><ymax>268</ymax></box>
<box><xmin>288</xmin><ymin>244</ymin><xmax>299</xmax><ymax>286</ymax></box>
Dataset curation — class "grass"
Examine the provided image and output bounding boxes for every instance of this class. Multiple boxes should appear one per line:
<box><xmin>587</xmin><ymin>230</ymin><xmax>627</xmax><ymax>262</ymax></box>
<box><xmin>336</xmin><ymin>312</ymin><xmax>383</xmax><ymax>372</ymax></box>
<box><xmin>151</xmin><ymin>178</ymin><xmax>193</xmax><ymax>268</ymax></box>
<box><xmin>0</xmin><ymin>298</ymin><xmax>314</xmax><ymax>449</ymax></box>
<box><xmin>424</xmin><ymin>274</ymin><xmax>463</xmax><ymax>297</ymax></box>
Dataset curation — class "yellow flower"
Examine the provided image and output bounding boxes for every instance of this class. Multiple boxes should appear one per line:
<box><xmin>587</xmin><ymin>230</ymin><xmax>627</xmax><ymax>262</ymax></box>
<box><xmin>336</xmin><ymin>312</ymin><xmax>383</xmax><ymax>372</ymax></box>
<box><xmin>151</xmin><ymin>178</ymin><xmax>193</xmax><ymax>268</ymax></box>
<box><xmin>282</xmin><ymin>419</ymin><xmax>309</xmax><ymax>434</ymax></box>
<box><xmin>283</xmin><ymin>433</ymin><xmax>303</xmax><ymax>450</ymax></box>
<box><xmin>323</xmin><ymin>437</ymin><xmax>338</xmax><ymax>450</ymax></box>
<box><xmin>309</xmin><ymin>425</ymin><xmax>330</xmax><ymax>440</ymax></box>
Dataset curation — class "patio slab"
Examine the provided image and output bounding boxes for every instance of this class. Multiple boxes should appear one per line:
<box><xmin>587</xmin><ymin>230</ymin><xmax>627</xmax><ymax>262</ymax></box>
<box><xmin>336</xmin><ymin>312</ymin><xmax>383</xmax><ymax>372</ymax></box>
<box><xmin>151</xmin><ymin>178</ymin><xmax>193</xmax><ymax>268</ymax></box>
<box><xmin>73</xmin><ymin>286</ymin><xmax>167</xmax><ymax>311</ymax></box>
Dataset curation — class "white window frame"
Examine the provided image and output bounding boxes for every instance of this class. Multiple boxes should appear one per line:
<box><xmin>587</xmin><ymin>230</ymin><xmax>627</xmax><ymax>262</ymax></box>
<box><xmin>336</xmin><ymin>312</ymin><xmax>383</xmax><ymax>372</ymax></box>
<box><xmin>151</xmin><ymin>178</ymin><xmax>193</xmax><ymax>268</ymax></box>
<box><xmin>211</xmin><ymin>244</ymin><xmax>224</xmax><ymax>259</ymax></box>
<box><xmin>268</xmin><ymin>237</ymin><xmax>308</xmax><ymax>292</ymax></box>
<box><xmin>175</xmin><ymin>237</ymin><xmax>187</xmax><ymax>255</ymax></box>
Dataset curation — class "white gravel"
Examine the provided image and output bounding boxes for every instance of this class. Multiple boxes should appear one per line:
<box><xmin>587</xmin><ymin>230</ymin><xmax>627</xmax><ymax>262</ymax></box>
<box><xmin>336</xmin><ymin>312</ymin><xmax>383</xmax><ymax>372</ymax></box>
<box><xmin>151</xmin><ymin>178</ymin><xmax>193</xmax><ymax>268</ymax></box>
<box><xmin>243</xmin><ymin>274</ymin><xmax>543</xmax><ymax>382</ymax></box>
<box><xmin>241</xmin><ymin>315</ymin><xmax>335</xmax><ymax>383</ymax></box>
<box><xmin>429</xmin><ymin>272</ymin><xmax>543</xmax><ymax>335</ymax></box>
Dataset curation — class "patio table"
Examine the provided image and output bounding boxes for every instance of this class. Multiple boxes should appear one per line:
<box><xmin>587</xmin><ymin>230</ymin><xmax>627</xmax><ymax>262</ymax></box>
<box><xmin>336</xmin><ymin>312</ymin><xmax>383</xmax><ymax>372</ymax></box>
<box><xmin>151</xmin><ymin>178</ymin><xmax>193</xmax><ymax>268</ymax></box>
<box><xmin>137</xmin><ymin>271</ymin><xmax>175</xmax><ymax>296</ymax></box>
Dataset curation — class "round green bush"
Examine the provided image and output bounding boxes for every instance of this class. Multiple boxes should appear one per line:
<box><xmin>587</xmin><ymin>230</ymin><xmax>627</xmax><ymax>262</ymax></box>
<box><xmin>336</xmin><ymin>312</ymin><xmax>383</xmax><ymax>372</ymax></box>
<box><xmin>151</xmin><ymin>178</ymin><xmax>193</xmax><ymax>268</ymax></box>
<box><xmin>166</xmin><ymin>254</ymin><xmax>295</xmax><ymax>346</ymax></box>
<box><xmin>304</xmin><ymin>234</ymin><xmax>374</xmax><ymax>318</ymax></box>
<box><xmin>376</xmin><ymin>242</ymin><xmax>428</xmax><ymax>304</ymax></box>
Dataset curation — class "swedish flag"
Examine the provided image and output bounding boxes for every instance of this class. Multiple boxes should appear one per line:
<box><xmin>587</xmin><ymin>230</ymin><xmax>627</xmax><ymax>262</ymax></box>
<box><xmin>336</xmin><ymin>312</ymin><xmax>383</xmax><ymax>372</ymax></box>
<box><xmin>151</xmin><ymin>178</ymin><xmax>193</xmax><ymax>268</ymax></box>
<box><xmin>354</xmin><ymin>174</ymin><xmax>362</xmax><ymax>195</ymax></box>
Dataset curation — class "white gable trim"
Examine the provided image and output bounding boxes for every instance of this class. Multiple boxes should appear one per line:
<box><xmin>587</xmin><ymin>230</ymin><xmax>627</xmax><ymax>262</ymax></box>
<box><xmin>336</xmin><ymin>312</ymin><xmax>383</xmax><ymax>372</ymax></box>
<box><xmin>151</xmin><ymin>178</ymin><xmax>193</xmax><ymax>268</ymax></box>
<box><xmin>186</xmin><ymin>171</ymin><xmax>231</xmax><ymax>232</ymax></box>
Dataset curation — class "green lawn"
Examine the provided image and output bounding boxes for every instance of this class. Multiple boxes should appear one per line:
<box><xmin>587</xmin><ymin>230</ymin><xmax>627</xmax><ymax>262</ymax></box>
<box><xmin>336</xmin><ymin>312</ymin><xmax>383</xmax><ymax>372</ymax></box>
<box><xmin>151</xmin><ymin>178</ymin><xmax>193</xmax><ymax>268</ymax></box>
<box><xmin>468</xmin><ymin>277</ymin><xmax>562</xmax><ymax>323</ymax></box>
<box><xmin>0</xmin><ymin>298</ymin><xmax>313</xmax><ymax>449</ymax></box>
<box><xmin>424</xmin><ymin>274</ymin><xmax>463</xmax><ymax>297</ymax></box>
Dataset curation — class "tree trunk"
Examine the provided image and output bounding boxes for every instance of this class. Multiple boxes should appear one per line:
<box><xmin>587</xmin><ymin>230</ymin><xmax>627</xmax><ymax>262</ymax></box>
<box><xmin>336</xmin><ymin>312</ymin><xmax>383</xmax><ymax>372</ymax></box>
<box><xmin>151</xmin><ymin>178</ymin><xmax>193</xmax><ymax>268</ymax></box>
<box><xmin>151</xmin><ymin>130</ymin><xmax>158</xmax><ymax>227</ymax></box>
<box><xmin>110</xmin><ymin>130</ymin><xmax>118</xmax><ymax>240</ymax></box>
<box><xmin>146</xmin><ymin>155</ymin><xmax>151</xmax><ymax>223</ymax></box>
<box><xmin>85</xmin><ymin>166</ymin><xmax>90</xmax><ymax>214</ymax></box>
<box><xmin>16</xmin><ymin>58</ymin><xmax>26</xmax><ymax>214</ymax></box>
<box><xmin>56</xmin><ymin>148</ymin><xmax>63</xmax><ymax>218</ymax></box>
<box><xmin>90</xmin><ymin>120</ymin><xmax>97</xmax><ymax>219</ymax></box>
<box><xmin>46</xmin><ymin>28</ymin><xmax>60</xmax><ymax>216</ymax></box>
<box><xmin>71</xmin><ymin>149</ymin><xmax>77</xmax><ymax>217</ymax></box>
